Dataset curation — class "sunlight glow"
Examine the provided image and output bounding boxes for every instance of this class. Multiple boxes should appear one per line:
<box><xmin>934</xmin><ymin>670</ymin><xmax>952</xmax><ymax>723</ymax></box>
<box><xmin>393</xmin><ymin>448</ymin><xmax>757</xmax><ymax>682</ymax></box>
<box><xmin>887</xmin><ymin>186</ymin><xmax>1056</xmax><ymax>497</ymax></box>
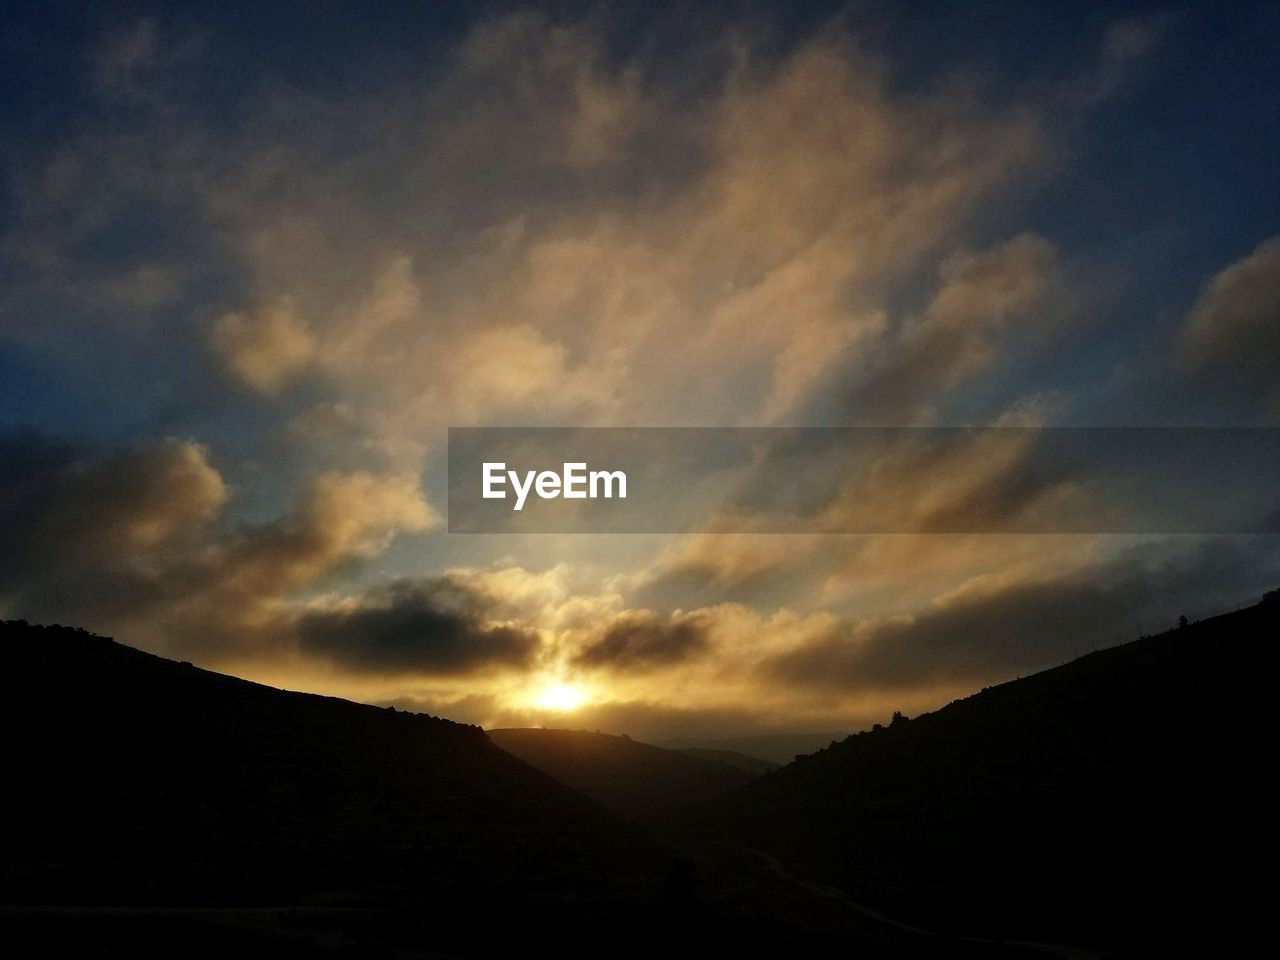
<box><xmin>532</xmin><ymin>682</ymin><xmax>587</xmax><ymax>711</ymax></box>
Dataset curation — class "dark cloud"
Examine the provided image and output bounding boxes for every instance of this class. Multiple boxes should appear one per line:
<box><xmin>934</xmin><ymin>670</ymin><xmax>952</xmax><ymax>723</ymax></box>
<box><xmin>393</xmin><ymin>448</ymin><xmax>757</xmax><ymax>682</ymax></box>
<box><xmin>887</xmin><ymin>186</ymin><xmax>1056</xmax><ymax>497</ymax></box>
<box><xmin>765</xmin><ymin>537</ymin><xmax>1280</xmax><ymax>693</ymax></box>
<box><xmin>1180</xmin><ymin>236</ymin><xmax>1280</xmax><ymax>417</ymax></box>
<box><xmin>297</xmin><ymin>578</ymin><xmax>540</xmax><ymax>675</ymax></box>
<box><xmin>574</xmin><ymin>610</ymin><xmax>710</xmax><ymax>670</ymax></box>
<box><xmin>0</xmin><ymin>431</ymin><xmax>227</xmax><ymax>626</ymax></box>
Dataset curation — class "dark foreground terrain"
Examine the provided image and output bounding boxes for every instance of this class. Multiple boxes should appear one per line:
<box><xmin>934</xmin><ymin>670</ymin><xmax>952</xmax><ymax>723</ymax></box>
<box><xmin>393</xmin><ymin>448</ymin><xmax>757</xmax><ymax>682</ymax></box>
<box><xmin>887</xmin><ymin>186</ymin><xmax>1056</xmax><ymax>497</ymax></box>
<box><xmin>0</xmin><ymin>620</ymin><xmax>1024</xmax><ymax>958</ymax></box>
<box><xmin>678</xmin><ymin>598</ymin><xmax>1280</xmax><ymax>955</ymax></box>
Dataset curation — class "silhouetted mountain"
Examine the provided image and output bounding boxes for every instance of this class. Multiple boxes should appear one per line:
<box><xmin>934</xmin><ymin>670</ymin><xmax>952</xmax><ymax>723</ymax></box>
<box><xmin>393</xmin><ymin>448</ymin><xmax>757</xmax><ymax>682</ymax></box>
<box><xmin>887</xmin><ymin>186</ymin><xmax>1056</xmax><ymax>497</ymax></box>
<box><xmin>1</xmin><ymin>623</ymin><xmax>666</xmax><ymax>911</ymax></box>
<box><xmin>0</xmin><ymin>621</ymin><xmax>1026</xmax><ymax>958</ymax></box>
<box><xmin>487</xmin><ymin>728</ymin><xmax>756</xmax><ymax>818</ymax></box>
<box><xmin>672</xmin><ymin>747</ymin><xmax>780</xmax><ymax>776</ymax></box>
<box><xmin>683</xmin><ymin>598</ymin><xmax>1280</xmax><ymax>954</ymax></box>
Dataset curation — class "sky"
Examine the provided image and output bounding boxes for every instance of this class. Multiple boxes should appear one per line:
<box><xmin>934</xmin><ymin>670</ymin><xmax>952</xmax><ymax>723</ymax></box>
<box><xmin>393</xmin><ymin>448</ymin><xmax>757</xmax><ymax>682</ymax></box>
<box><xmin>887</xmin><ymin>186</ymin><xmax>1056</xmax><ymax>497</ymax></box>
<box><xmin>2</xmin><ymin>0</ymin><xmax>1278</xmax><ymax>742</ymax></box>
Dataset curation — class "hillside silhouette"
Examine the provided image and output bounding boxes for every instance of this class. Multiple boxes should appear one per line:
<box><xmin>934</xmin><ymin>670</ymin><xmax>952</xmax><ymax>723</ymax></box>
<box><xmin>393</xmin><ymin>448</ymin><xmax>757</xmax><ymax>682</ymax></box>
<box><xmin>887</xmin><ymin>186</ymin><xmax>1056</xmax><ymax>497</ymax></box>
<box><xmin>1</xmin><ymin>622</ymin><xmax>673</xmax><ymax>950</ymax></box>
<box><xmin>680</xmin><ymin>597</ymin><xmax>1280</xmax><ymax>953</ymax></box>
<box><xmin>487</xmin><ymin>728</ymin><xmax>757</xmax><ymax>817</ymax></box>
<box><xmin>0</xmin><ymin>620</ymin><xmax>1028</xmax><ymax>958</ymax></box>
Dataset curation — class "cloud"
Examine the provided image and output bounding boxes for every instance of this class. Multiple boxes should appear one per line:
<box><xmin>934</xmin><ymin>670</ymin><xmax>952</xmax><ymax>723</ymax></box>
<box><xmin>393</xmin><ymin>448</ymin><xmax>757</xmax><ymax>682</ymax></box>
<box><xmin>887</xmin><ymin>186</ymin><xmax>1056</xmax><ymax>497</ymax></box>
<box><xmin>2</xmin><ymin>7</ymin><xmax>1239</xmax><ymax>738</ymax></box>
<box><xmin>763</xmin><ymin>537</ymin><xmax>1280</xmax><ymax>695</ymax></box>
<box><xmin>811</xmin><ymin>422</ymin><xmax>1078</xmax><ymax>536</ymax></box>
<box><xmin>151</xmin><ymin>12</ymin><xmax>1048</xmax><ymax>464</ymax></box>
<box><xmin>0</xmin><ymin>434</ymin><xmax>226</xmax><ymax>624</ymax></box>
<box><xmin>0</xmin><ymin>432</ymin><xmax>435</xmax><ymax>658</ymax></box>
<box><xmin>1180</xmin><ymin>236</ymin><xmax>1280</xmax><ymax>416</ymax></box>
<box><xmin>94</xmin><ymin>19</ymin><xmax>164</xmax><ymax>103</ymax></box>
<box><xmin>459</xmin><ymin>11</ymin><xmax>645</xmax><ymax>169</ymax></box>
<box><xmin>103</xmin><ymin>263</ymin><xmax>186</xmax><ymax>311</ymax></box>
<box><xmin>191</xmin><ymin>469</ymin><xmax>438</xmax><ymax>604</ymax></box>
<box><xmin>210</xmin><ymin>300</ymin><xmax>316</xmax><ymax>395</ymax></box>
<box><xmin>843</xmin><ymin>233</ymin><xmax>1059</xmax><ymax>420</ymax></box>
<box><xmin>1</xmin><ymin>8</ymin><xmax>1070</xmax><ymax>495</ymax></box>
<box><xmin>687</xmin><ymin>40</ymin><xmax>1045</xmax><ymax>423</ymax></box>
<box><xmin>641</xmin><ymin>407</ymin><xmax>1079</xmax><ymax>602</ymax></box>
<box><xmin>574</xmin><ymin>609</ymin><xmax>711</xmax><ymax>670</ymax></box>
<box><xmin>320</xmin><ymin>254</ymin><xmax>421</xmax><ymax>370</ymax></box>
<box><xmin>297</xmin><ymin>578</ymin><xmax>540</xmax><ymax>675</ymax></box>
<box><xmin>1068</xmin><ymin>14</ymin><xmax>1173</xmax><ymax>108</ymax></box>
<box><xmin>0</xmin><ymin>435</ymin><xmax>225</xmax><ymax>566</ymax></box>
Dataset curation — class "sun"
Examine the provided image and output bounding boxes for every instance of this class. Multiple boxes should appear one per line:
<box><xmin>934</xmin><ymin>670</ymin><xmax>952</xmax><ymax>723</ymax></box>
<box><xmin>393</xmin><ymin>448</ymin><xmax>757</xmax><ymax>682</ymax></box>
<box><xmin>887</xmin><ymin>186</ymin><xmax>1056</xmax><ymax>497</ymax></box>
<box><xmin>532</xmin><ymin>682</ymin><xmax>587</xmax><ymax>712</ymax></box>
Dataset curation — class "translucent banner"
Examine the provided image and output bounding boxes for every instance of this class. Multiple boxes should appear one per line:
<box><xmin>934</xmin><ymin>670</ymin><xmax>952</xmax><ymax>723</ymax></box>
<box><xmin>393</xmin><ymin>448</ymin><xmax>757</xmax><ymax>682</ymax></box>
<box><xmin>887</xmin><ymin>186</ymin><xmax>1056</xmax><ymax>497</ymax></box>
<box><xmin>447</xmin><ymin>427</ymin><xmax>1280</xmax><ymax>534</ymax></box>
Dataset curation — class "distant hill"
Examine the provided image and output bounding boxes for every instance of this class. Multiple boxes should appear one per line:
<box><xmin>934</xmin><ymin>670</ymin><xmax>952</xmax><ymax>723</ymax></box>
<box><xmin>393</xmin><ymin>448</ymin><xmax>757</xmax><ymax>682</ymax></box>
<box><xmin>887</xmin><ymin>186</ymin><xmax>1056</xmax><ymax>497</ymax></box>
<box><xmin>672</xmin><ymin>747</ymin><xmax>779</xmax><ymax>776</ymax></box>
<box><xmin>487</xmin><ymin>728</ymin><xmax>756</xmax><ymax>818</ymax></box>
<box><xmin>657</xmin><ymin>732</ymin><xmax>849</xmax><ymax>764</ymax></box>
<box><xmin>683</xmin><ymin>597</ymin><xmax>1280</xmax><ymax>953</ymax></box>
